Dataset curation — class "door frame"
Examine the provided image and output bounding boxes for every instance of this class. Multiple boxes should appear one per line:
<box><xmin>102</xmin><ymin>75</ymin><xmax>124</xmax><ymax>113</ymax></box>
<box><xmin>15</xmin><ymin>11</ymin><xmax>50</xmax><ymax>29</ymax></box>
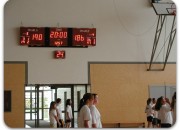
<box><xmin>50</xmin><ymin>84</ymin><xmax>90</xmax><ymax>128</ymax></box>
<box><xmin>25</xmin><ymin>84</ymin><xmax>90</xmax><ymax>128</ymax></box>
<box><xmin>51</xmin><ymin>85</ymin><xmax>75</xmax><ymax>127</ymax></box>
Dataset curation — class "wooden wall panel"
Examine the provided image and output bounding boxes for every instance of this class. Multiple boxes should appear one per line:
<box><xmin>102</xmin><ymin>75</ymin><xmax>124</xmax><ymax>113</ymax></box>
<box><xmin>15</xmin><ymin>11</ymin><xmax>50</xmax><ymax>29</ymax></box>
<box><xmin>4</xmin><ymin>63</ymin><xmax>26</xmax><ymax>128</ymax></box>
<box><xmin>90</xmin><ymin>63</ymin><xmax>176</xmax><ymax>124</ymax></box>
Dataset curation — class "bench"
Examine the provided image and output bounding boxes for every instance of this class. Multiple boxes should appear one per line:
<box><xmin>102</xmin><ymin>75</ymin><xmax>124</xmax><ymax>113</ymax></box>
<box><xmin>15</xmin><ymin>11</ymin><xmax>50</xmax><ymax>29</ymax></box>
<box><xmin>102</xmin><ymin>122</ymin><xmax>145</xmax><ymax>128</ymax></box>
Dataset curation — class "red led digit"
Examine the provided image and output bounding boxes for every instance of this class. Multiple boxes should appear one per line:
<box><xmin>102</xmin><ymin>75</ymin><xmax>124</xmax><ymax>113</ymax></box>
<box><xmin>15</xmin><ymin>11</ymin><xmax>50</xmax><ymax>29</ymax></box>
<box><xmin>32</xmin><ymin>34</ymin><xmax>36</xmax><ymax>40</ymax></box>
<box><xmin>59</xmin><ymin>32</ymin><xmax>67</xmax><ymax>38</ymax></box>
<box><xmin>87</xmin><ymin>38</ymin><xmax>91</xmax><ymax>45</ymax></box>
<box><xmin>27</xmin><ymin>37</ymin><xmax>30</xmax><ymax>44</ymax></box>
<box><xmin>54</xmin><ymin>32</ymin><xmax>59</xmax><ymax>38</ymax></box>
<box><xmin>57</xmin><ymin>51</ymin><xmax>64</xmax><ymax>57</ymax></box>
<box><xmin>20</xmin><ymin>36</ymin><xmax>26</xmax><ymax>44</ymax></box>
<box><xmin>75</xmin><ymin>35</ymin><xmax>79</xmax><ymax>41</ymax></box>
<box><xmin>93</xmin><ymin>39</ymin><xmax>96</xmax><ymax>45</ymax></box>
<box><xmin>81</xmin><ymin>35</ymin><xmax>84</xmax><ymax>41</ymax></box>
<box><xmin>50</xmin><ymin>31</ymin><xmax>54</xmax><ymax>38</ymax></box>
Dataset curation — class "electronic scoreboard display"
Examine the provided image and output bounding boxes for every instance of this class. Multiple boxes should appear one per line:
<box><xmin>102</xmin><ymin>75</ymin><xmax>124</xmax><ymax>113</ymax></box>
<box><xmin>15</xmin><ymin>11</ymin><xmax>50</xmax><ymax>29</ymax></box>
<box><xmin>72</xmin><ymin>28</ymin><xmax>96</xmax><ymax>46</ymax></box>
<box><xmin>49</xmin><ymin>28</ymin><xmax>68</xmax><ymax>47</ymax></box>
<box><xmin>20</xmin><ymin>27</ymin><xmax>96</xmax><ymax>47</ymax></box>
<box><xmin>54</xmin><ymin>50</ymin><xmax>65</xmax><ymax>59</ymax></box>
<box><xmin>20</xmin><ymin>27</ymin><xmax>45</xmax><ymax>46</ymax></box>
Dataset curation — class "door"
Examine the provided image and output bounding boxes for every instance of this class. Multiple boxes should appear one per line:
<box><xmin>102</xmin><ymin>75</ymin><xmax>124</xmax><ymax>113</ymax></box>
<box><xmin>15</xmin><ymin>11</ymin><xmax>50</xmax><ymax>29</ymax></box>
<box><xmin>73</xmin><ymin>85</ymin><xmax>89</xmax><ymax>127</ymax></box>
<box><xmin>25</xmin><ymin>85</ymin><xmax>53</xmax><ymax>128</ymax></box>
<box><xmin>25</xmin><ymin>84</ymin><xmax>90</xmax><ymax>128</ymax></box>
<box><xmin>56</xmin><ymin>87</ymin><xmax>73</xmax><ymax>127</ymax></box>
<box><xmin>25</xmin><ymin>87</ymin><xmax>41</xmax><ymax>127</ymax></box>
<box><xmin>52</xmin><ymin>84</ymin><xmax>90</xmax><ymax>128</ymax></box>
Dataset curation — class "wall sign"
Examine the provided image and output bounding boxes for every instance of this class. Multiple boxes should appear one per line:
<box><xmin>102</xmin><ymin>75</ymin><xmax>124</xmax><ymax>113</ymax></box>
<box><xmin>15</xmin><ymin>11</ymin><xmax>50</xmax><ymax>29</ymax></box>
<box><xmin>4</xmin><ymin>90</ymin><xmax>11</xmax><ymax>112</ymax></box>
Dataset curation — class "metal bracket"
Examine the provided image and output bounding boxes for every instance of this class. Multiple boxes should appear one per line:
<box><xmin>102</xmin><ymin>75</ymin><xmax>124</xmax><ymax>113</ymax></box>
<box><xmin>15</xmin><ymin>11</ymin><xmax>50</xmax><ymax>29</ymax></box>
<box><xmin>147</xmin><ymin>15</ymin><xmax>176</xmax><ymax>71</ymax></box>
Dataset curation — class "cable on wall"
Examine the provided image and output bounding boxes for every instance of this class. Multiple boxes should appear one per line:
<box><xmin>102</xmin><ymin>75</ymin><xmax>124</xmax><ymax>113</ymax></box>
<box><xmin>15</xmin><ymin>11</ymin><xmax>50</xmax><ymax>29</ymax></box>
<box><xmin>113</xmin><ymin>0</ymin><xmax>158</xmax><ymax>37</ymax></box>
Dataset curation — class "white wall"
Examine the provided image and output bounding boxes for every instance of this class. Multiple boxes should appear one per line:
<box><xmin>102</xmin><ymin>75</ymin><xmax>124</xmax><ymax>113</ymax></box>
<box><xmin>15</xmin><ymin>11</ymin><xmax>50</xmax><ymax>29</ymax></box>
<box><xmin>149</xmin><ymin>85</ymin><xmax>176</xmax><ymax>102</ymax></box>
<box><xmin>4</xmin><ymin>0</ymin><xmax>177</xmax><ymax>84</ymax></box>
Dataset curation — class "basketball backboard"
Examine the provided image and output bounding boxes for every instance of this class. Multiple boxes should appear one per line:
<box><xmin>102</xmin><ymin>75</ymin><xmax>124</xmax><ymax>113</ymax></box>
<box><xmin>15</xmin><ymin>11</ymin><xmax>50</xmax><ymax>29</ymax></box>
<box><xmin>152</xmin><ymin>2</ymin><xmax>176</xmax><ymax>15</ymax></box>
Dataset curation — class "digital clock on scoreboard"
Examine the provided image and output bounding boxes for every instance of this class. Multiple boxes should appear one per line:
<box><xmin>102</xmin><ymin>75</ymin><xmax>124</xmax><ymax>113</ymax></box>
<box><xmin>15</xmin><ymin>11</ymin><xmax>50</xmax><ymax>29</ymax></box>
<box><xmin>20</xmin><ymin>27</ymin><xmax>45</xmax><ymax>46</ymax></box>
<box><xmin>49</xmin><ymin>28</ymin><xmax>68</xmax><ymax>47</ymax></box>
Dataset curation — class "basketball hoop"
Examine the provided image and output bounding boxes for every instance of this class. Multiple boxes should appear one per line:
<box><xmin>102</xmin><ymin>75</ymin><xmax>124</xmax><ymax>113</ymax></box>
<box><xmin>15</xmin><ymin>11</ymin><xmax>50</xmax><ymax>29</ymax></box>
<box><xmin>152</xmin><ymin>2</ymin><xmax>176</xmax><ymax>15</ymax></box>
<box><xmin>171</xmin><ymin>3</ymin><xmax>176</xmax><ymax>16</ymax></box>
<box><xmin>172</xmin><ymin>10</ymin><xmax>176</xmax><ymax>15</ymax></box>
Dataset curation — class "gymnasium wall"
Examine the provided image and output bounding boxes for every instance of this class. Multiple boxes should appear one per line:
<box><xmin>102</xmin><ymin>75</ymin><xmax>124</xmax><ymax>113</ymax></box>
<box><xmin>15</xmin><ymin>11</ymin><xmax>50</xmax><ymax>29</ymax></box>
<box><xmin>3</xmin><ymin>0</ymin><xmax>177</xmax><ymax>127</ymax></box>
<box><xmin>4</xmin><ymin>0</ymin><xmax>176</xmax><ymax>84</ymax></box>
<box><xmin>90</xmin><ymin>63</ymin><xmax>176</xmax><ymax>123</ymax></box>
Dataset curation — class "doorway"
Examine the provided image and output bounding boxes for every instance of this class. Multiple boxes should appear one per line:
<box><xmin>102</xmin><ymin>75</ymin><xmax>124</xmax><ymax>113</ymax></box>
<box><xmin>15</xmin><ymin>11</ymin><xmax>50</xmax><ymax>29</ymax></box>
<box><xmin>25</xmin><ymin>84</ymin><xmax>90</xmax><ymax>128</ymax></box>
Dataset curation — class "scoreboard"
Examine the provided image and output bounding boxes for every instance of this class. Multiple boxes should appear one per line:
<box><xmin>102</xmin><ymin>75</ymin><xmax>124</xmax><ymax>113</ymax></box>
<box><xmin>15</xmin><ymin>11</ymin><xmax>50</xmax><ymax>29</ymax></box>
<box><xmin>20</xmin><ymin>27</ymin><xmax>45</xmax><ymax>46</ymax></box>
<box><xmin>20</xmin><ymin>27</ymin><xmax>96</xmax><ymax>47</ymax></box>
<box><xmin>49</xmin><ymin>28</ymin><xmax>68</xmax><ymax>47</ymax></box>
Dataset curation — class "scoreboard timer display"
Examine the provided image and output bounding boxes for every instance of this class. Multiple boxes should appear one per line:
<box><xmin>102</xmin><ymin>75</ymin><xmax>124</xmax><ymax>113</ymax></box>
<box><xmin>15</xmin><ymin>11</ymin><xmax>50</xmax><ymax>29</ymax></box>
<box><xmin>49</xmin><ymin>28</ymin><xmax>68</xmax><ymax>47</ymax></box>
<box><xmin>54</xmin><ymin>50</ymin><xmax>65</xmax><ymax>59</ymax></box>
<box><xmin>20</xmin><ymin>27</ymin><xmax>96</xmax><ymax>47</ymax></box>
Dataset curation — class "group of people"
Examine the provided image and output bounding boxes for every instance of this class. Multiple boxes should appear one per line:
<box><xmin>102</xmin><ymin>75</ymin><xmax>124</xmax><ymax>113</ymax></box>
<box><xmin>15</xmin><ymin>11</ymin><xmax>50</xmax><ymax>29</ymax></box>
<box><xmin>78</xmin><ymin>93</ymin><xmax>102</xmax><ymax>128</ymax></box>
<box><xmin>49</xmin><ymin>98</ymin><xmax>73</xmax><ymax>128</ymax></box>
<box><xmin>49</xmin><ymin>93</ymin><xmax>102</xmax><ymax>128</ymax></box>
<box><xmin>145</xmin><ymin>92</ymin><xmax>176</xmax><ymax>128</ymax></box>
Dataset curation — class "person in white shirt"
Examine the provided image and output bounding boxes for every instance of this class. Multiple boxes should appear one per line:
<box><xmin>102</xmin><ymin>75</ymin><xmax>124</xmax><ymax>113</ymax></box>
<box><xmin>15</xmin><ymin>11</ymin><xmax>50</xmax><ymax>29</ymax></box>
<box><xmin>145</xmin><ymin>98</ymin><xmax>154</xmax><ymax>128</ymax></box>
<box><xmin>78</xmin><ymin>93</ymin><xmax>94</xmax><ymax>128</ymax></box>
<box><xmin>171</xmin><ymin>92</ymin><xmax>176</xmax><ymax>125</ymax></box>
<box><xmin>154</xmin><ymin>97</ymin><xmax>163</xmax><ymax>128</ymax></box>
<box><xmin>152</xmin><ymin>98</ymin><xmax>160</xmax><ymax>128</ymax></box>
<box><xmin>56</xmin><ymin>98</ymin><xmax>64</xmax><ymax>128</ymax></box>
<box><xmin>159</xmin><ymin>97</ymin><xmax>173</xmax><ymax>128</ymax></box>
<box><xmin>49</xmin><ymin>101</ymin><xmax>60</xmax><ymax>128</ymax></box>
<box><xmin>90</xmin><ymin>93</ymin><xmax>102</xmax><ymax>128</ymax></box>
<box><xmin>65</xmin><ymin>99</ymin><xmax>73</xmax><ymax>128</ymax></box>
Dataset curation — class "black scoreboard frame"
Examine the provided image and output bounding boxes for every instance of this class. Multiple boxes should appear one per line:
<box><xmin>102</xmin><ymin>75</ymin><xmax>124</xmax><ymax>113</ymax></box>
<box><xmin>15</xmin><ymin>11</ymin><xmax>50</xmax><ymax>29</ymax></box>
<box><xmin>20</xmin><ymin>27</ymin><xmax>96</xmax><ymax>48</ymax></box>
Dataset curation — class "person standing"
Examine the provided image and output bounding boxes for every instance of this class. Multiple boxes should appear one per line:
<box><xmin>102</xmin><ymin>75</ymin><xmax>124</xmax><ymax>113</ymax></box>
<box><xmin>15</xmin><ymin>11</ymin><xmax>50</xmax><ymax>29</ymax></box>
<box><xmin>154</xmin><ymin>96</ymin><xmax>163</xmax><ymax>128</ymax></box>
<box><xmin>145</xmin><ymin>98</ymin><xmax>154</xmax><ymax>128</ymax></box>
<box><xmin>49</xmin><ymin>101</ymin><xmax>60</xmax><ymax>128</ymax></box>
<box><xmin>171</xmin><ymin>92</ymin><xmax>176</xmax><ymax>125</ymax></box>
<box><xmin>159</xmin><ymin>97</ymin><xmax>173</xmax><ymax>128</ymax></box>
<box><xmin>56</xmin><ymin>98</ymin><xmax>64</xmax><ymax>128</ymax></box>
<box><xmin>65</xmin><ymin>99</ymin><xmax>73</xmax><ymax>128</ymax></box>
<box><xmin>152</xmin><ymin>98</ymin><xmax>159</xmax><ymax>128</ymax></box>
<box><xmin>78</xmin><ymin>93</ymin><xmax>94</xmax><ymax>128</ymax></box>
<box><xmin>90</xmin><ymin>93</ymin><xmax>102</xmax><ymax>128</ymax></box>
